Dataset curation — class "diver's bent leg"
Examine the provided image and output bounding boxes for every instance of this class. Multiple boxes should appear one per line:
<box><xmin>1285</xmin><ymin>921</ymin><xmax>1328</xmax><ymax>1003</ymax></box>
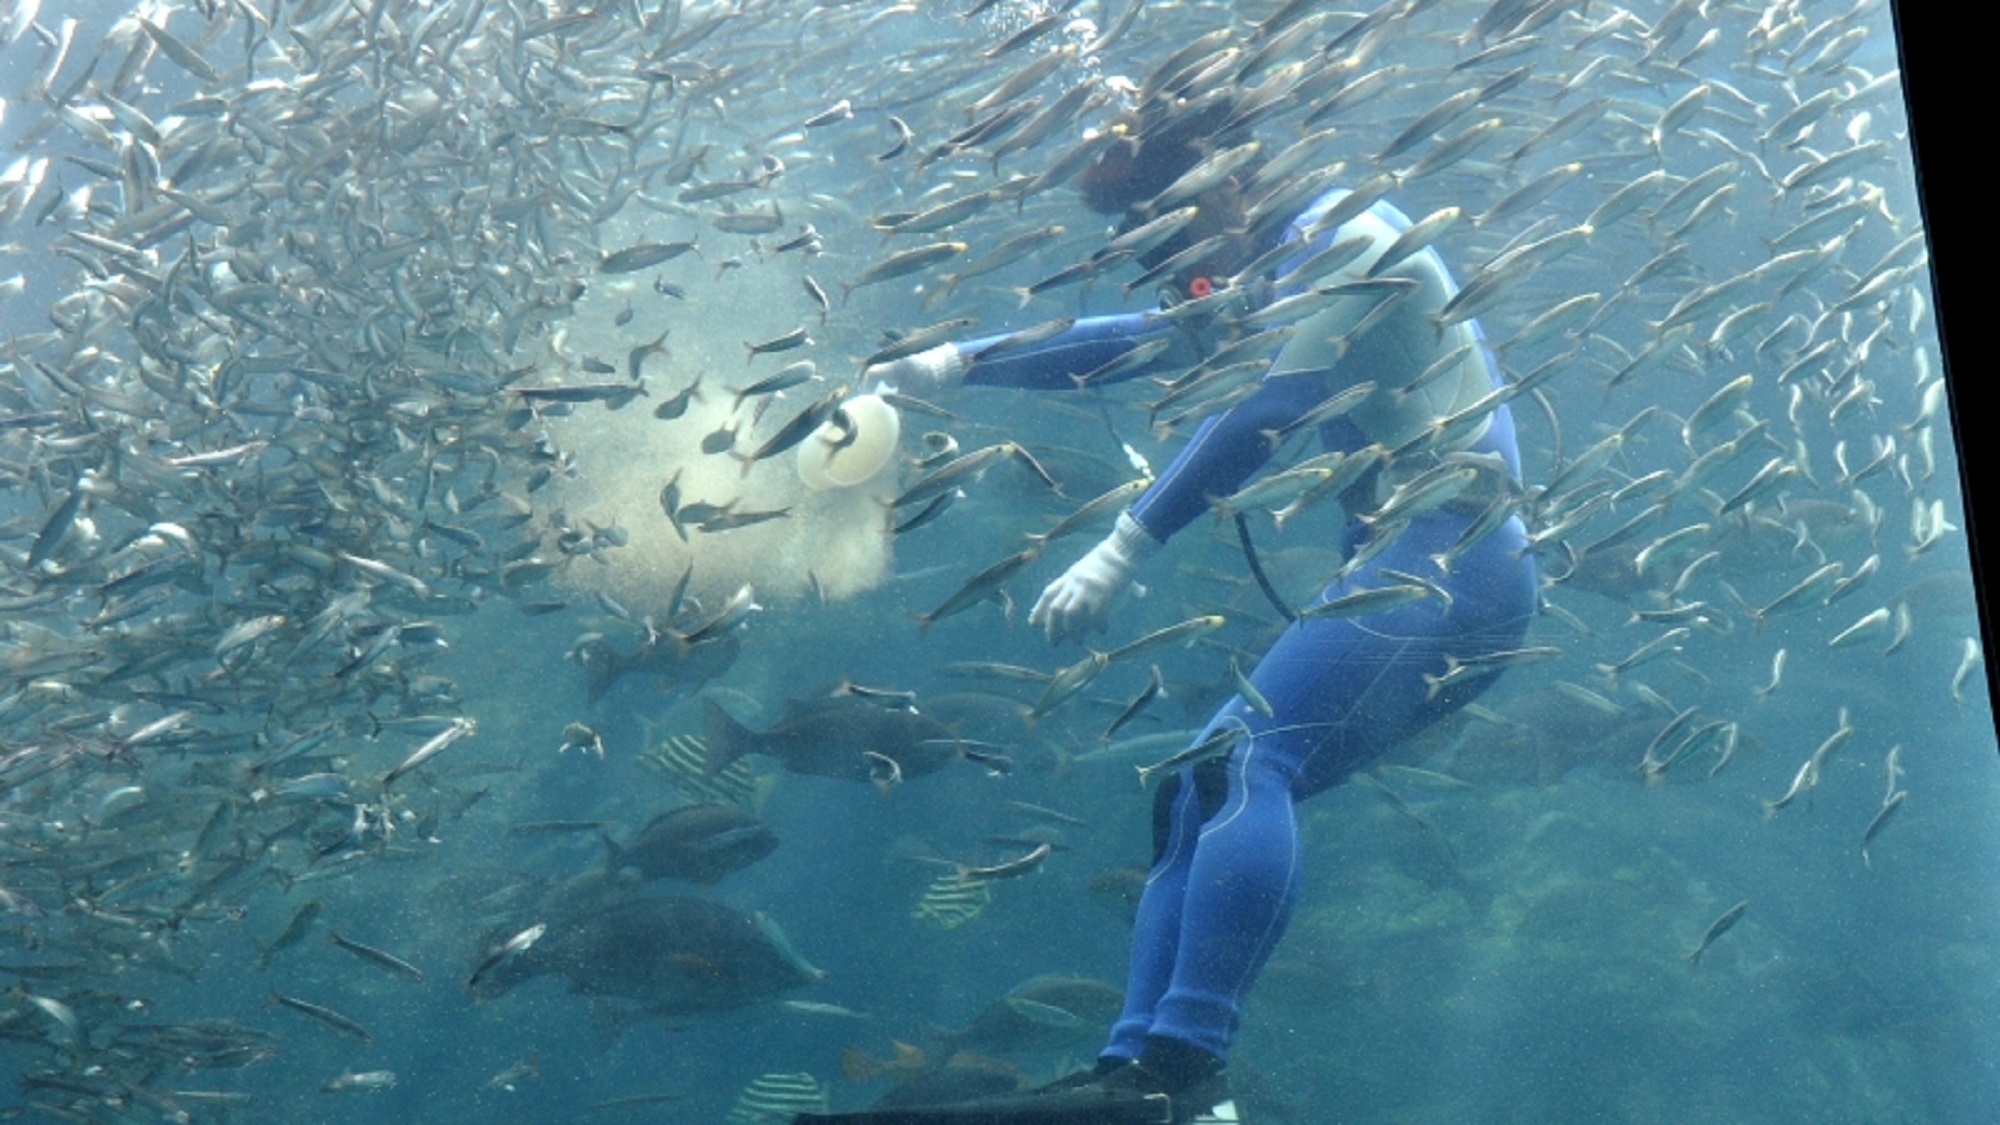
<box><xmin>1143</xmin><ymin>728</ymin><xmax>1303</xmax><ymax>1063</ymax></box>
<box><xmin>1101</xmin><ymin>760</ymin><xmax>1218</xmax><ymax>1062</ymax></box>
<box><xmin>1121</xmin><ymin>512</ymin><xmax>1538</xmax><ymax>1074</ymax></box>
<box><xmin>1132</xmin><ymin>515</ymin><xmax>1494</xmax><ymax>1063</ymax></box>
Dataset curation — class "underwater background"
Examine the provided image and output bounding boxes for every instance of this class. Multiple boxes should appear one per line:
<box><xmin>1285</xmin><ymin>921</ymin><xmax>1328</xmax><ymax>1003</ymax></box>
<box><xmin>0</xmin><ymin>0</ymin><xmax>1994</xmax><ymax>1121</ymax></box>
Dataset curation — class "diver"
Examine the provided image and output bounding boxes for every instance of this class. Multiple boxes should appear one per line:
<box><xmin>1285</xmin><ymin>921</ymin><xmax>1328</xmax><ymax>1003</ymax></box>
<box><xmin>804</xmin><ymin>89</ymin><xmax>1541</xmax><ymax>1125</ymax></box>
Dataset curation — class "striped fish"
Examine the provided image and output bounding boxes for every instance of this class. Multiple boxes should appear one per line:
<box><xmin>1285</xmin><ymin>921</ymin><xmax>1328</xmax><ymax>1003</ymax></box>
<box><xmin>726</xmin><ymin>1072</ymin><xmax>829</xmax><ymax>1124</ymax></box>
<box><xmin>912</xmin><ymin>873</ymin><xmax>993</xmax><ymax>931</ymax></box>
<box><xmin>639</xmin><ymin>734</ymin><xmax>762</xmax><ymax>810</ymax></box>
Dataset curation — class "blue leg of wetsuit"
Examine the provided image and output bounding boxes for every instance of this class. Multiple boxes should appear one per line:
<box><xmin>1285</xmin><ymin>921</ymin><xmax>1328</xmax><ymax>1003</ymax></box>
<box><xmin>1103</xmin><ymin>507</ymin><xmax>1539</xmax><ymax>1064</ymax></box>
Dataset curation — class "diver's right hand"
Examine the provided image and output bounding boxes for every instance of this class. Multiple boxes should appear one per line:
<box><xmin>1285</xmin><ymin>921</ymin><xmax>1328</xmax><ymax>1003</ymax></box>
<box><xmin>861</xmin><ymin>342</ymin><xmax>968</xmax><ymax>394</ymax></box>
<box><xmin>1029</xmin><ymin>512</ymin><xmax>1160</xmax><ymax>645</ymax></box>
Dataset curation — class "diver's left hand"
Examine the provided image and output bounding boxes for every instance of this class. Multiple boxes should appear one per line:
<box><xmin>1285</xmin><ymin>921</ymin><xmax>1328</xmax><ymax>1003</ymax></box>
<box><xmin>1028</xmin><ymin>512</ymin><xmax>1159</xmax><ymax>645</ymax></box>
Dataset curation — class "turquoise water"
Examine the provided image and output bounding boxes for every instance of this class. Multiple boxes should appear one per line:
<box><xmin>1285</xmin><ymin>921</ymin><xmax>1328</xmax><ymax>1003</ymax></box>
<box><xmin>0</xmin><ymin>1</ymin><xmax>1992</xmax><ymax>1121</ymax></box>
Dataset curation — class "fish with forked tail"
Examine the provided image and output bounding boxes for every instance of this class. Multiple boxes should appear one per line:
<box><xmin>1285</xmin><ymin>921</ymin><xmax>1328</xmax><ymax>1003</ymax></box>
<box><xmin>604</xmin><ymin>803</ymin><xmax>777</xmax><ymax>886</ymax></box>
<box><xmin>469</xmin><ymin>896</ymin><xmax>820</xmax><ymax>1016</ymax></box>
<box><xmin>571</xmin><ymin>631</ymin><xmax>740</xmax><ymax>703</ymax></box>
<box><xmin>702</xmin><ymin>691</ymin><xmax>1004</xmax><ymax>784</ymax></box>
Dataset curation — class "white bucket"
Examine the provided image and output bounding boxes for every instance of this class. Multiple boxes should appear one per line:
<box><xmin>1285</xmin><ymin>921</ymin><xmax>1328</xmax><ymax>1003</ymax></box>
<box><xmin>797</xmin><ymin>393</ymin><xmax>901</xmax><ymax>490</ymax></box>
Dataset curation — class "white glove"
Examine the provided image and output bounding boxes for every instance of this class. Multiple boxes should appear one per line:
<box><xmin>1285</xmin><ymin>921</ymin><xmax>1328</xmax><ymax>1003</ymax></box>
<box><xmin>861</xmin><ymin>342</ymin><xmax>968</xmax><ymax>394</ymax></box>
<box><xmin>1029</xmin><ymin>512</ymin><xmax>1160</xmax><ymax>645</ymax></box>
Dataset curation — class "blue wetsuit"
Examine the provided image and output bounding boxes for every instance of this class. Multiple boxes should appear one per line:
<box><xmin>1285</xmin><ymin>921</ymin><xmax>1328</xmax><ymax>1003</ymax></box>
<box><xmin>954</xmin><ymin>188</ymin><xmax>1542</xmax><ymax>1069</ymax></box>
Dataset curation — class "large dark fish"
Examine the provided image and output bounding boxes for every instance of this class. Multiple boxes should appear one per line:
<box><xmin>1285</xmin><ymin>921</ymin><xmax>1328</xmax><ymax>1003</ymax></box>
<box><xmin>473</xmin><ymin>896</ymin><xmax>821</xmax><ymax>1015</ymax></box>
<box><xmin>605</xmin><ymin>803</ymin><xmax>777</xmax><ymax>886</ymax></box>
<box><xmin>572</xmin><ymin>632</ymin><xmax>740</xmax><ymax>702</ymax></box>
<box><xmin>702</xmin><ymin>693</ymin><xmax>967</xmax><ymax>783</ymax></box>
<box><xmin>932</xmin><ymin>976</ymin><xmax>1124</xmax><ymax>1057</ymax></box>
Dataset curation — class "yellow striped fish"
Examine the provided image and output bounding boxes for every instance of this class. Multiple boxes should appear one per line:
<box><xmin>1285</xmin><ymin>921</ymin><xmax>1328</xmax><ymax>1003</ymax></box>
<box><xmin>639</xmin><ymin>734</ymin><xmax>763</xmax><ymax>809</ymax></box>
<box><xmin>726</xmin><ymin>1072</ymin><xmax>828</xmax><ymax>1124</ymax></box>
<box><xmin>913</xmin><ymin>873</ymin><xmax>993</xmax><ymax>931</ymax></box>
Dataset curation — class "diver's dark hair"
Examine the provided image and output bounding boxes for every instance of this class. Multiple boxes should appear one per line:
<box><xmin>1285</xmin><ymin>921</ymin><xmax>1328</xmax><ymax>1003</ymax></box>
<box><xmin>1078</xmin><ymin>90</ymin><xmax>1250</xmax><ymax>216</ymax></box>
<box><xmin>1078</xmin><ymin>89</ymin><xmax>1265</xmax><ymax>297</ymax></box>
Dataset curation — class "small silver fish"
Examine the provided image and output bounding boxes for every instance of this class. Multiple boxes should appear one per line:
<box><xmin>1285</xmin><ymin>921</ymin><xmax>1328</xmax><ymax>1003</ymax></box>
<box><xmin>1135</xmin><ymin>724</ymin><xmax>1246</xmax><ymax>788</ymax></box>
<box><xmin>1686</xmin><ymin>900</ymin><xmax>1748</xmax><ymax>967</ymax></box>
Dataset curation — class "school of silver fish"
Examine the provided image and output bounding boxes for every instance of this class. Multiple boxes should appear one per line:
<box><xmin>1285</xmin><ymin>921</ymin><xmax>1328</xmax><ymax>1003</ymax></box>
<box><xmin>0</xmin><ymin>0</ymin><xmax>1979</xmax><ymax>1118</ymax></box>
